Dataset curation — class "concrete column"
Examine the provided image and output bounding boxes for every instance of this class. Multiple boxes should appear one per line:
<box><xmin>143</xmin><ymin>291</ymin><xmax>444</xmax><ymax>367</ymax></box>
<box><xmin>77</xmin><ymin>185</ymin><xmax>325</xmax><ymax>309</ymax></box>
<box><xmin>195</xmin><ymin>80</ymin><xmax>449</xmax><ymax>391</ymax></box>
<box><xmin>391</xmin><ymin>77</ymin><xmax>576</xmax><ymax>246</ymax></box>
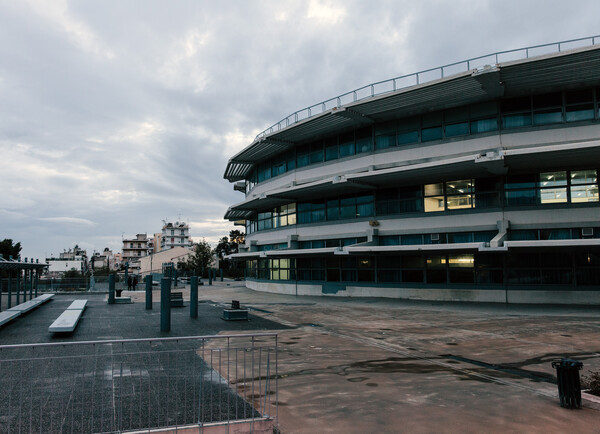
<box><xmin>160</xmin><ymin>278</ymin><xmax>171</xmax><ymax>332</ymax></box>
<box><xmin>190</xmin><ymin>276</ymin><xmax>198</xmax><ymax>318</ymax></box>
<box><xmin>108</xmin><ymin>274</ymin><xmax>115</xmax><ymax>304</ymax></box>
<box><xmin>145</xmin><ymin>275</ymin><xmax>153</xmax><ymax>310</ymax></box>
<box><xmin>34</xmin><ymin>269</ymin><xmax>38</xmax><ymax>297</ymax></box>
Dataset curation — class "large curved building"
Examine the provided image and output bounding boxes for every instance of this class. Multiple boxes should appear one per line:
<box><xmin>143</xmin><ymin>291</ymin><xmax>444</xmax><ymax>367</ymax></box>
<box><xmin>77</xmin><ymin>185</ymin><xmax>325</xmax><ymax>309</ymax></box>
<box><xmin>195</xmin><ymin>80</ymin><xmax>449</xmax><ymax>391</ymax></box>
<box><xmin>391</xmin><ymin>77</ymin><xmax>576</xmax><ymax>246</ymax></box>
<box><xmin>224</xmin><ymin>37</ymin><xmax>600</xmax><ymax>304</ymax></box>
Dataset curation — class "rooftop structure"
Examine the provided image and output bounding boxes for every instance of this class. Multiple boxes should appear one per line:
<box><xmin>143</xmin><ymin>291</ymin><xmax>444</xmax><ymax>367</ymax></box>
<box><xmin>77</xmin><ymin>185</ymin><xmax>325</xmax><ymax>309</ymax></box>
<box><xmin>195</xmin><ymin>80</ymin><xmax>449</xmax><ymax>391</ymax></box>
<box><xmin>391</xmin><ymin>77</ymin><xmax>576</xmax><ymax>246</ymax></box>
<box><xmin>224</xmin><ymin>37</ymin><xmax>600</xmax><ymax>304</ymax></box>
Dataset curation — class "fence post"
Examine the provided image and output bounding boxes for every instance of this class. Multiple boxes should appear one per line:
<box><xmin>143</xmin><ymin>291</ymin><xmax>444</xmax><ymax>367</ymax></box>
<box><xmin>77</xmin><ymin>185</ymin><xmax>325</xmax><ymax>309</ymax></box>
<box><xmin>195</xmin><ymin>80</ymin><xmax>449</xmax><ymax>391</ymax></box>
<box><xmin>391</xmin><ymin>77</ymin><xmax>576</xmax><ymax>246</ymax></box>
<box><xmin>145</xmin><ymin>275</ymin><xmax>153</xmax><ymax>310</ymax></box>
<box><xmin>190</xmin><ymin>276</ymin><xmax>198</xmax><ymax>318</ymax></box>
<box><xmin>160</xmin><ymin>277</ymin><xmax>171</xmax><ymax>332</ymax></box>
<box><xmin>108</xmin><ymin>274</ymin><xmax>115</xmax><ymax>304</ymax></box>
<box><xmin>16</xmin><ymin>271</ymin><xmax>21</xmax><ymax>305</ymax></box>
<box><xmin>7</xmin><ymin>276</ymin><xmax>12</xmax><ymax>308</ymax></box>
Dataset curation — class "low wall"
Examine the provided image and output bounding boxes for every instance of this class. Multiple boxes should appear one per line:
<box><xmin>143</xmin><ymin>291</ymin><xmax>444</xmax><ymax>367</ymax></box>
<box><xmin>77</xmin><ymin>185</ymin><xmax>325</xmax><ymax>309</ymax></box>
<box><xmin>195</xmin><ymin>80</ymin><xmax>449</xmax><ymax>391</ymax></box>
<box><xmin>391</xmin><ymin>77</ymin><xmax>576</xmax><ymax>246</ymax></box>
<box><xmin>245</xmin><ymin>280</ymin><xmax>600</xmax><ymax>305</ymax></box>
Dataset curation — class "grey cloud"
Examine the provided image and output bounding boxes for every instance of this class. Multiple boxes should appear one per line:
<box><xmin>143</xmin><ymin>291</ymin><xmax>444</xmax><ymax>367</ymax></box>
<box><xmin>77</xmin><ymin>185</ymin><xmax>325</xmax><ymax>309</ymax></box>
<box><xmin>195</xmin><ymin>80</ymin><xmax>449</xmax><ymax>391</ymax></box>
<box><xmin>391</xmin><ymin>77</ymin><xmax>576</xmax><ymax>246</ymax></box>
<box><xmin>1</xmin><ymin>0</ymin><xmax>598</xmax><ymax>259</ymax></box>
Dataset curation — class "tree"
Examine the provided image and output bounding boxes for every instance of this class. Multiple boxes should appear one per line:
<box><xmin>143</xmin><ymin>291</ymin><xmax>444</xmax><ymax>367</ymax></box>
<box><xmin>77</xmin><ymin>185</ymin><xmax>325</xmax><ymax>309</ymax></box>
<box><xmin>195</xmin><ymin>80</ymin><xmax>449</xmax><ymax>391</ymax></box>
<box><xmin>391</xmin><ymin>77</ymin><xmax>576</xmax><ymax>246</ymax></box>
<box><xmin>183</xmin><ymin>240</ymin><xmax>213</xmax><ymax>275</ymax></box>
<box><xmin>0</xmin><ymin>239</ymin><xmax>22</xmax><ymax>260</ymax></box>
<box><xmin>215</xmin><ymin>230</ymin><xmax>245</xmax><ymax>259</ymax></box>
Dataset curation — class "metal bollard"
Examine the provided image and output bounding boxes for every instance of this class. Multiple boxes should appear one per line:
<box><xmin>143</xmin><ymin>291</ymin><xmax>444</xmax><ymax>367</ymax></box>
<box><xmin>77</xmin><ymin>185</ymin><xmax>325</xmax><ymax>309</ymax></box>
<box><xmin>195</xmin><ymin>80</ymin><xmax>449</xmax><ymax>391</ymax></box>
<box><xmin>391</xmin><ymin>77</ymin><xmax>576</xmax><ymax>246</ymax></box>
<box><xmin>108</xmin><ymin>274</ymin><xmax>115</xmax><ymax>304</ymax></box>
<box><xmin>190</xmin><ymin>276</ymin><xmax>198</xmax><ymax>318</ymax></box>
<box><xmin>160</xmin><ymin>278</ymin><xmax>171</xmax><ymax>332</ymax></box>
<box><xmin>208</xmin><ymin>269</ymin><xmax>212</xmax><ymax>286</ymax></box>
<box><xmin>145</xmin><ymin>275</ymin><xmax>153</xmax><ymax>310</ymax></box>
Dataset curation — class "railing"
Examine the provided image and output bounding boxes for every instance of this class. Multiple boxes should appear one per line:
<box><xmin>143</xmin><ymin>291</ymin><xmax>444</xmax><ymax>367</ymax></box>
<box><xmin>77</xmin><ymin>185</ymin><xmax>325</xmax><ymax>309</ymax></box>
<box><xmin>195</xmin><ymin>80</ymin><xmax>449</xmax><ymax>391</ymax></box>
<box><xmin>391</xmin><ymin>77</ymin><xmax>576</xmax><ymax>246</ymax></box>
<box><xmin>255</xmin><ymin>35</ymin><xmax>600</xmax><ymax>141</ymax></box>
<box><xmin>0</xmin><ymin>333</ymin><xmax>278</xmax><ymax>433</ymax></box>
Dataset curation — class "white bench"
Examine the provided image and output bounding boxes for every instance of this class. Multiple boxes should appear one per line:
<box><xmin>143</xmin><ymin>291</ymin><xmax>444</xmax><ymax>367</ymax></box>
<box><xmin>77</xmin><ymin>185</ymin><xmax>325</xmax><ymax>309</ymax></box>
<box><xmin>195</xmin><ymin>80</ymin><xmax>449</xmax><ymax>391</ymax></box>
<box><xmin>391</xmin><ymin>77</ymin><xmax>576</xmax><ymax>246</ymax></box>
<box><xmin>48</xmin><ymin>299</ymin><xmax>87</xmax><ymax>333</ymax></box>
<box><xmin>0</xmin><ymin>310</ymin><xmax>22</xmax><ymax>327</ymax></box>
<box><xmin>1</xmin><ymin>294</ymin><xmax>55</xmax><ymax>328</ymax></box>
<box><xmin>7</xmin><ymin>293</ymin><xmax>55</xmax><ymax>315</ymax></box>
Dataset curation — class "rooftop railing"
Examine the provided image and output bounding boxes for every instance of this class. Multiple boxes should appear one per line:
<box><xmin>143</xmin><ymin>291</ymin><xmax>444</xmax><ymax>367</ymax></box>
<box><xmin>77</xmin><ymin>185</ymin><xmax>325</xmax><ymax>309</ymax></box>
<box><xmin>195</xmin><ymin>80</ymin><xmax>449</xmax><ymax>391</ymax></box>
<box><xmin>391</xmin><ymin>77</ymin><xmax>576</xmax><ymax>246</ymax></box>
<box><xmin>255</xmin><ymin>35</ymin><xmax>600</xmax><ymax>141</ymax></box>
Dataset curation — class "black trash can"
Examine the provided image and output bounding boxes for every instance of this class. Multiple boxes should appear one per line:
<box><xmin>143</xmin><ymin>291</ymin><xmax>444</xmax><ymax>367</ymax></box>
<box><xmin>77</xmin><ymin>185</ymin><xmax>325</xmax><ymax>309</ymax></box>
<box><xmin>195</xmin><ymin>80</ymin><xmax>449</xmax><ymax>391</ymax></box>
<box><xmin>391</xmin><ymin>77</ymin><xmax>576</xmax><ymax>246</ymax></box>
<box><xmin>552</xmin><ymin>358</ymin><xmax>583</xmax><ymax>408</ymax></box>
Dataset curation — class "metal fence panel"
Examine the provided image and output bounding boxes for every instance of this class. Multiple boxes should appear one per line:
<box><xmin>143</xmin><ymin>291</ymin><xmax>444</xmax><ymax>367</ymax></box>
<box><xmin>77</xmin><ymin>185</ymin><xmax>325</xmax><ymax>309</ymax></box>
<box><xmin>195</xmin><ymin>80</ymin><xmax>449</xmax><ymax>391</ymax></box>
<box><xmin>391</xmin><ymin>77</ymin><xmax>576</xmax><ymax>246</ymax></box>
<box><xmin>0</xmin><ymin>334</ymin><xmax>277</xmax><ymax>433</ymax></box>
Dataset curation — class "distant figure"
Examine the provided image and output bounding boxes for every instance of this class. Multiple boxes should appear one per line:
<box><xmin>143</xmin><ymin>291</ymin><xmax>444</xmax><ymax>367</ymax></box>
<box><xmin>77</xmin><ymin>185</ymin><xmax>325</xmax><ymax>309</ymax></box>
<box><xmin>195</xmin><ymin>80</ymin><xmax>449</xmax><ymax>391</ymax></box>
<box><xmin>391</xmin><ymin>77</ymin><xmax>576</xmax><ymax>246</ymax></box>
<box><xmin>132</xmin><ymin>275</ymin><xmax>138</xmax><ymax>291</ymax></box>
<box><xmin>127</xmin><ymin>275</ymin><xmax>132</xmax><ymax>291</ymax></box>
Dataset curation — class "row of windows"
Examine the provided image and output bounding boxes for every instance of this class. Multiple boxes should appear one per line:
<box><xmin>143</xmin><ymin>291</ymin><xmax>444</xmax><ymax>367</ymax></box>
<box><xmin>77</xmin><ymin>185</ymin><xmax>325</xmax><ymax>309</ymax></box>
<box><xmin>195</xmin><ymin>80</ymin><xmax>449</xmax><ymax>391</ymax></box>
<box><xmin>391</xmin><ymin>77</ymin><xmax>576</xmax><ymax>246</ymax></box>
<box><xmin>380</xmin><ymin>231</ymin><xmax>497</xmax><ymax>246</ymax></box>
<box><xmin>246</xmin><ymin>251</ymin><xmax>600</xmax><ymax>286</ymax></box>
<box><xmin>509</xmin><ymin>227</ymin><xmax>600</xmax><ymax>241</ymax></box>
<box><xmin>245</xmin><ymin>170</ymin><xmax>599</xmax><ymax>234</ymax></box>
<box><xmin>298</xmin><ymin>237</ymin><xmax>368</xmax><ymax>249</ymax></box>
<box><xmin>254</xmin><ymin>228</ymin><xmax>598</xmax><ymax>252</ymax></box>
<box><xmin>246</xmin><ymin>88</ymin><xmax>600</xmax><ymax>191</ymax></box>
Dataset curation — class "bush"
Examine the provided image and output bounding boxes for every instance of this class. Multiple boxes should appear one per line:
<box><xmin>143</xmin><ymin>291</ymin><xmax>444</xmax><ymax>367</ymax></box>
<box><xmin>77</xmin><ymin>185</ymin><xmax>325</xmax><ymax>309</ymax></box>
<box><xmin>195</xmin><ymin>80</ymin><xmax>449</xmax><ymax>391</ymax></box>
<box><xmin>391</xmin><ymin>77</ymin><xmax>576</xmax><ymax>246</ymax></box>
<box><xmin>582</xmin><ymin>370</ymin><xmax>600</xmax><ymax>396</ymax></box>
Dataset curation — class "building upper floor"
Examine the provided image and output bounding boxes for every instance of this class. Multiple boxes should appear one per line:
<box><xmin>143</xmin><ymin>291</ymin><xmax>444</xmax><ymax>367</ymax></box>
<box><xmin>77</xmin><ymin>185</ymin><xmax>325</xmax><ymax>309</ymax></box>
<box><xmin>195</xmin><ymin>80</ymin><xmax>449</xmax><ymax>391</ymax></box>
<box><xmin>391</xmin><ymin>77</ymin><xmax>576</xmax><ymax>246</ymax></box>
<box><xmin>225</xmin><ymin>41</ymin><xmax>600</xmax><ymax>219</ymax></box>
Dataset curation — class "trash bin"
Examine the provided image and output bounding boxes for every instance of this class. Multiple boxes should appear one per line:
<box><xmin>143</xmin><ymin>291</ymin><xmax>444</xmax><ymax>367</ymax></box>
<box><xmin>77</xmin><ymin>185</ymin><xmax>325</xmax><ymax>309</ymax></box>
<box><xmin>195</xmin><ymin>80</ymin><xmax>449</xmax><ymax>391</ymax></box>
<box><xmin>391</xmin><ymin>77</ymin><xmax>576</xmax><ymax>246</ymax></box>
<box><xmin>552</xmin><ymin>358</ymin><xmax>583</xmax><ymax>408</ymax></box>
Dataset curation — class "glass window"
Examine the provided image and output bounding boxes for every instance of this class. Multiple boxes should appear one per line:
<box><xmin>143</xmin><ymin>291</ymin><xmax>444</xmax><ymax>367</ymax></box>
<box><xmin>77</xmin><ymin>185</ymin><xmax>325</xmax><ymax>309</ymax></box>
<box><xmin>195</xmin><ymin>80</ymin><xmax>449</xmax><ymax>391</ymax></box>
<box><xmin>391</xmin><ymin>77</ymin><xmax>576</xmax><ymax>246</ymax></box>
<box><xmin>339</xmin><ymin>197</ymin><xmax>356</xmax><ymax>219</ymax></box>
<box><xmin>539</xmin><ymin>171</ymin><xmax>567</xmax><ymax>204</ymax></box>
<box><xmin>401</xmin><ymin>234</ymin><xmax>424</xmax><ymax>245</ymax></box>
<box><xmin>309</xmin><ymin>141</ymin><xmax>324</xmax><ymax>164</ymax></box>
<box><xmin>502</xmin><ymin>96</ymin><xmax>532</xmax><ymax>129</ymax></box>
<box><xmin>397</xmin><ymin>130</ymin><xmax>419</xmax><ymax>145</ymax></box>
<box><xmin>375</xmin><ymin>135</ymin><xmax>396</xmax><ymax>150</ymax></box>
<box><xmin>355</xmin><ymin>127</ymin><xmax>372</xmax><ymax>154</ymax></box>
<box><xmin>570</xmin><ymin>169</ymin><xmax>598</xmax><ymax>203</ymax></box>
<box><xmin>356</xmin><ymin>195</ymin><xmax>374</xmax><ymax>218</ymax></box>
<box><xmin>502</xmin><ymin>114</ymin><xmax>532</xmax><ymax>128</ymax></box>
<box><xmin>296</xmin><ymin>145</ymin><xmax>310</xmax><ymax>168</ymax></box>
<box><xmin>445</xmin><ymin>122</ymin><xmax>469</xmax><ymax>137</ymax></box>
<box><xmin>324</xmin><ymin>137</ymin><xmax>338</xmax><ymax>161</ymax></box>
<box><xmin>422</xmin><ymin>126</ymin><xmax>442</xmax><ymax>142</ymax></box>
<box><xmin>426</xmin><ymin>255</ymin><xmax>446</xmax><ymax>283</ymax></box>
<box><xmin>424</xmin><ymin>183</ymin><xmax>444</xmax><ymax>212</ymax></box>
<box><xmin>339</xmin><ymin>132</ymin><xmax>355</xmax><ymax>157</ymax></box>
<box><xmin>470</xmin><ymin>118</ymin><xmax>498</xmax><ymax>133</ymax></box>
<box><xmin>424</xmin><ymin>180</ymin><xmax>475</xmax><ymax>211</ymax></box>
<box><xmin>326</xmin><ymin>199</ymin><xmax>339</xmax><ymax>221</ymax></box>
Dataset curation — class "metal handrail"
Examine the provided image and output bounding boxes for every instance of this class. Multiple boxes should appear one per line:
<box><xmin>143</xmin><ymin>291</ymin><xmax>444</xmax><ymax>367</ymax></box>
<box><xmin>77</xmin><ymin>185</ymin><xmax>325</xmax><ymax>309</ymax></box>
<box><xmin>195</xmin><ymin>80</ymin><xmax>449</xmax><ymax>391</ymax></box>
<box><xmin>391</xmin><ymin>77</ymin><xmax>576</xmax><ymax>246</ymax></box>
<box><xmin>254</xmin><ymin>35</ymin><xmax>599</xmax><ymax>141</ymax></box>
<box><xmin>0</xmin><ymin>332</ymin><xmax>278</xmax><ymax>349</ymax></box>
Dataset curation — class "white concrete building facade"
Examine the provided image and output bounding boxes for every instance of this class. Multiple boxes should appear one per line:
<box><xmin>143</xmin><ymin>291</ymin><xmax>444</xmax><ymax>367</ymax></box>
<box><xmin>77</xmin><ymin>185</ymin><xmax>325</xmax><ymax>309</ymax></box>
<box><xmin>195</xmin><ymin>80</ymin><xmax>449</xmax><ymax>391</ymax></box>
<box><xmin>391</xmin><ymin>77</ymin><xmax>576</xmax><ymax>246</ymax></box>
<box><xmin>224</xmin><ymin>40</ymin><xmax>600</xmax><ymax>305</ymax></box>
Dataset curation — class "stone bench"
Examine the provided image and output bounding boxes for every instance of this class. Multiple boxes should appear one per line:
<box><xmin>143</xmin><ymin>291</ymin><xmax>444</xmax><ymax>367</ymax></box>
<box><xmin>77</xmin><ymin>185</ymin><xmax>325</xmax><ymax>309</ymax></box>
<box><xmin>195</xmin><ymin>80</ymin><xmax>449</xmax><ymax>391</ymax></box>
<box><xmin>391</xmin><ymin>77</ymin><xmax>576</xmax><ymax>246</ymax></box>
<box><xmin>0</xmin><ymin>310</ymin><xmax>22</xmax><ymax>327</ymax></box>
<box><xmin>48</xmin><ymin>299</ymin><xmax>87</xmax><ymax>333</ymax></box>
<box><xmin>171</xmin><ymin>292</ymin><xmax>184</xmax><ymax>308</ymax></box>
<box><xmin>1</xmin><ymin>294</ymin><xmax>55</xmax><ymax>327</ymax></box>
<box><xmin>7</xmin><ymin>293</ymin><xmax>55</xmax><ymax>315</ymax></box>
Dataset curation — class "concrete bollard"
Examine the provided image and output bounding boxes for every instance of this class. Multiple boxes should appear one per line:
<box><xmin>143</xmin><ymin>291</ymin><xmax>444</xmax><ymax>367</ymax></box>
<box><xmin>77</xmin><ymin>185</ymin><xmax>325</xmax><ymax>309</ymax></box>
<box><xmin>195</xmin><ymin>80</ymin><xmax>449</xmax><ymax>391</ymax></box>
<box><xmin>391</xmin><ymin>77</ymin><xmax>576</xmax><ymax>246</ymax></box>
<box><xmin>190</xmin><ymin>276</ymin><xmax>198</xmax><ymax>318</ymax></box>
<box><xmin>160</xmin><ymin>278</ymin><xmax>171</xmax><ymax>332</ymax></box>
<box><xmin>145</xmin><ymin>275</ymin><xmax>153</xmax><ymax>310</ymax></box>
<box><xmin>108</xmin><ymin>274</ymin><xmax>115</xmax><ymax>304</ymax></box>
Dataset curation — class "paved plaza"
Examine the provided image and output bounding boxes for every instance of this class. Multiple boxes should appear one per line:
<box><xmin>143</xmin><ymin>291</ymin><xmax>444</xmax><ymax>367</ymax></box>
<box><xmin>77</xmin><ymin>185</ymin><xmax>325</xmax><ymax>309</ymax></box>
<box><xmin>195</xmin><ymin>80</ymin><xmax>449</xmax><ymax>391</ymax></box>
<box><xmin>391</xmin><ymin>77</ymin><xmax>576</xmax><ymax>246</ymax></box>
<box><xmin>1</xmin><ymin>281</ymin><xmax>600</xmax><ymax>432</ymax></box>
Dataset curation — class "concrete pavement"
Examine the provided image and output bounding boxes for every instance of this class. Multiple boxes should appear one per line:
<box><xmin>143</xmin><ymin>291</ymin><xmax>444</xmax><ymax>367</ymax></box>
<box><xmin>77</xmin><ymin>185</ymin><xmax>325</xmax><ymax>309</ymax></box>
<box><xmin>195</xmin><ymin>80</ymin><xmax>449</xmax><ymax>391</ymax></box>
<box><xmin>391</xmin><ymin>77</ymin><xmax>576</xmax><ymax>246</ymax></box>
<box><xmin>148</xmin><ymin>280</ymin><xmax>600</xmax><ymax>433</ymax></box>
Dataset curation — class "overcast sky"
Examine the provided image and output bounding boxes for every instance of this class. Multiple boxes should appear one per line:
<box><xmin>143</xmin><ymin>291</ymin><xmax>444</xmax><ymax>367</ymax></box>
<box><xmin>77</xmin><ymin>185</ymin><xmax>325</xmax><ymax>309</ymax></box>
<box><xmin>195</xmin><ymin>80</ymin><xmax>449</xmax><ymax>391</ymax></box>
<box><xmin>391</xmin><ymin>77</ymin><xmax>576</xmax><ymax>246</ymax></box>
<box><xmin>1</xmin><ymin>0</ymin><xmax>599</xmax><ymax>260</ymax></box>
